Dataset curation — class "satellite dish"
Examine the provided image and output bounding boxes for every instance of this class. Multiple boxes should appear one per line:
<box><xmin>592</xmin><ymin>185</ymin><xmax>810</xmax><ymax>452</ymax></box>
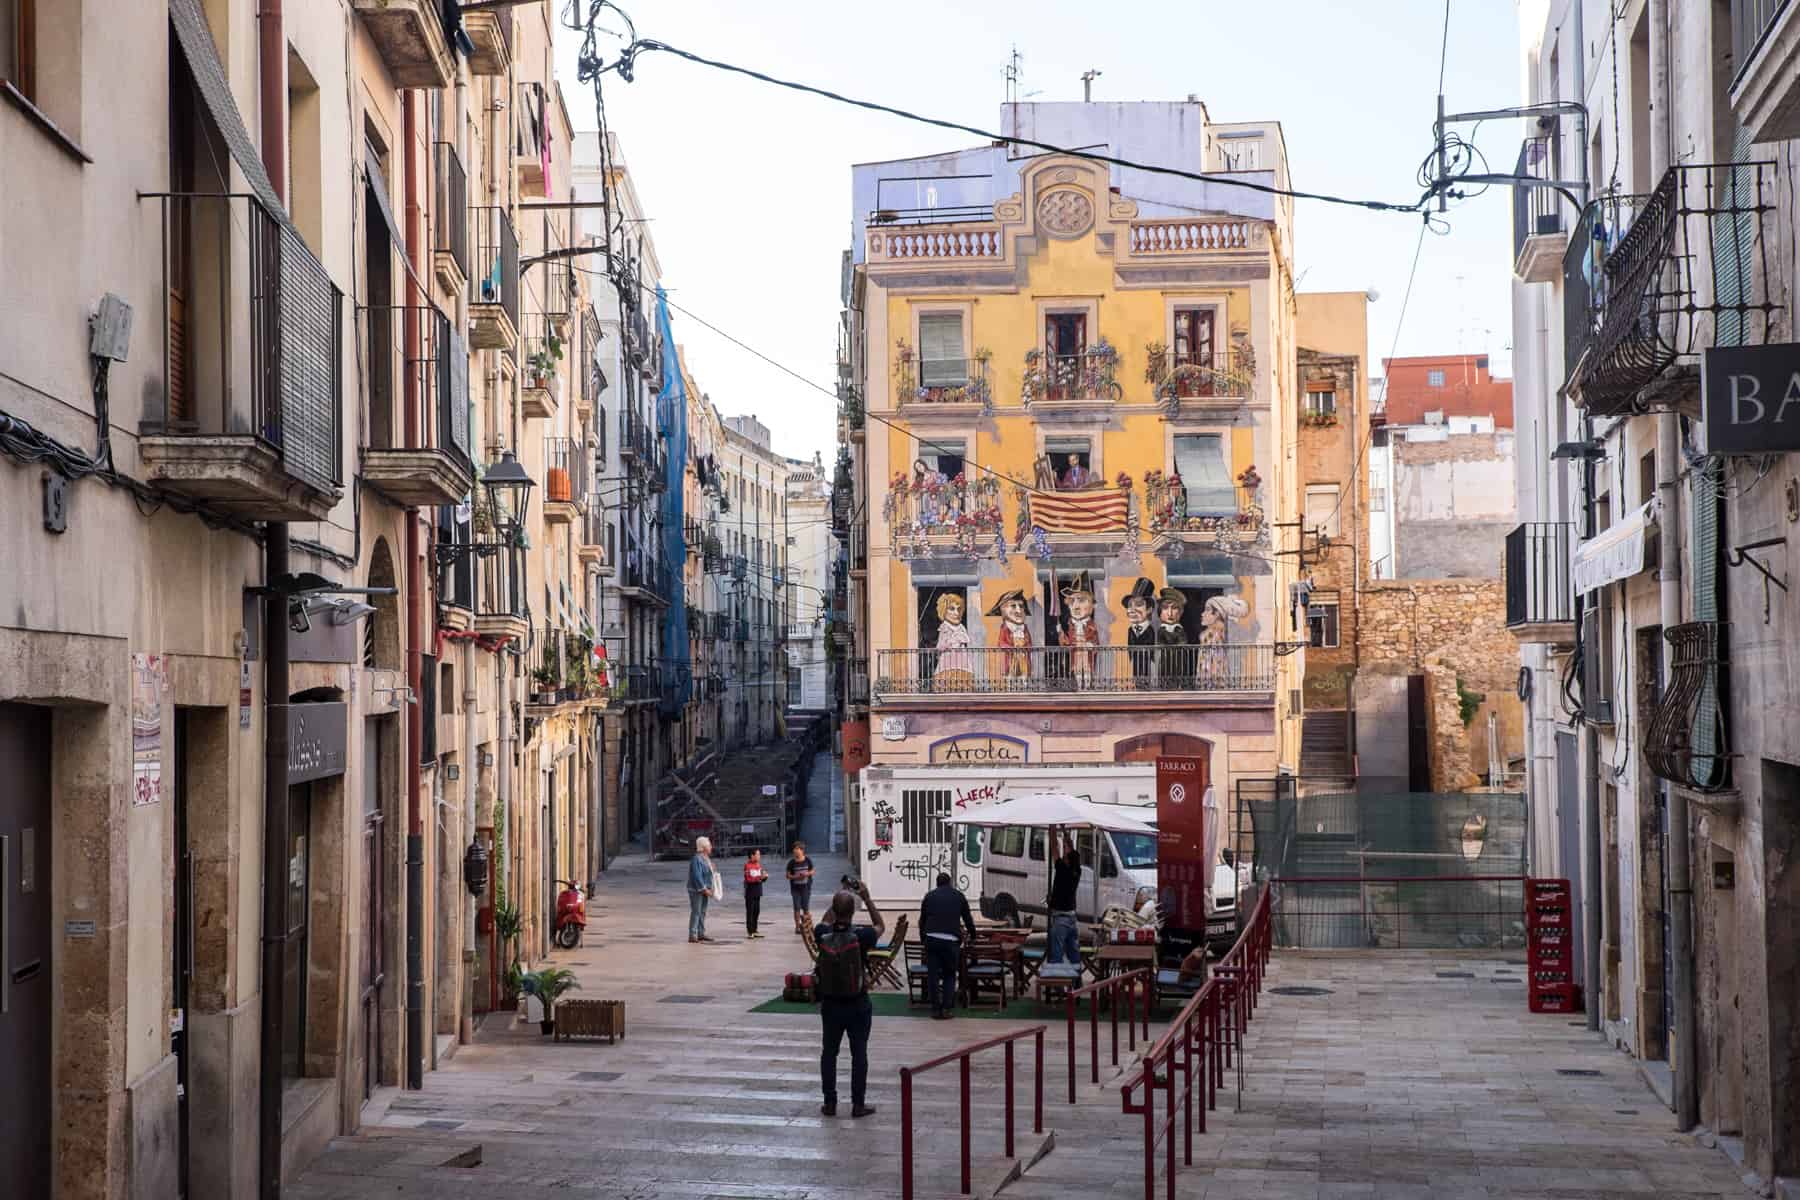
<box><xmin>1365</xmin><ymin>288</ymin><xmax>1382</xmax><ymax>303</ymax></box>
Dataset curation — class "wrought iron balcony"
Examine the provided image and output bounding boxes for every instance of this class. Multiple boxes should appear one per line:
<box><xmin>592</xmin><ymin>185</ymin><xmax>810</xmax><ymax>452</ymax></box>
<box><xmin>471</xmin><ymin>541</ymin><xmax>528</xmax><ymax>643</ymax></box>
<box><xmin>872</xmin><ymin>644</ymin><xmax>1275</xmax><ymax>701</ymax></box>
<box><xmin>529</xmin><ymin>624</ymin><xmax>600</xmax><ymax>706</ymax></box>
<box><xmin>1511</xmin><ymin>135</ymin><xmax>1567</xmax><ymax>284</ymax></box>
<box><xmin>521</xmin><ymin>312</ymin><xmax>563</xmax><ymax>420</ymax></box>
<box><xmin>140</xmin><ymin>192</ymin><xmax>343</xmax><ymax>521</ymax></box>
<box><xmin>1567</xmin><ymin>163</ymin><xmax>1779</xmax><ymax>416</ymax></box>
<box><xmin>578</xmin><ymin>497</ymin><xmax>609</xmax><ymax>571</ymax></box>
<box><xmin>542</xmin><ymin>436</ymin><xmax>584</xmax><ymax>525</ymax></box>
<box><xmin>1504</xmin><ymin>522</ymin><xmax>1576</xmax><ymax>645</ymax></box>
<box><xmin>431</xmin><ymin>142</ymin><xmax>468</xmax><ymax>294</ymax></box>
<box><xmin>469</xmin><ymin>206</ymin><xmax>519</xmax><ymax>351</ymax></box>
<box><xmin>1645</xmin><ymin>621</ymin><xmax>1730</xmax><ymax>793</ymax></box>
<box><xmin>351</xmin><ymin>0</ymin><xmax>454</xmax><ymax>88</ymax></box>
<box><xmin>359</xmin><ymin>304</ymin><xmax>474</xmax><ymax>508</ymax></box>
<box><xmin>1022</xmin><ymin>343</ymin><xmax>1122</xmax><ymax>409</ymax></box>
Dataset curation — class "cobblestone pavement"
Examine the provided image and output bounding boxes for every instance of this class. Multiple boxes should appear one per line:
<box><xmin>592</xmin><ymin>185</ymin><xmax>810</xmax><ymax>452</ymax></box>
<box><xmin>290</xmin><ymin>771</ymin><xmax>1753</xmax><ymax>1198</ymax></box>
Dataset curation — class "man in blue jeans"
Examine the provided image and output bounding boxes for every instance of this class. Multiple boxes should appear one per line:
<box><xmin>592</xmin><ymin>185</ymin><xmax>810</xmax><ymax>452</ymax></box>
<box><xmin>1047</xmin><ymin>834</ymin><xmax>1083</xmax><ymax>966</ymax></box>
<box><xmin>814</xmin><ymin>882</ymin><xmax>885</xmax><ymax>1117</ymax></box>
<box><xmin>919</xmin><ymin>872</ymin><xmax>977</xmax><ymax>1019</ymax></box>
<box><xmin>687</xmin><ymin>836</ymin><xmax>715</xmax><ymax>943</ymax></box>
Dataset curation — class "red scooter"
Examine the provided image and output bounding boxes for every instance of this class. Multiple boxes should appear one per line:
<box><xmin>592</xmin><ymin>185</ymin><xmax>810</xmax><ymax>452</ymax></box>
<box><xmin>554</xmin><ymin>879</ymin><xmax>588</xmax><ymax>949</ymax></box>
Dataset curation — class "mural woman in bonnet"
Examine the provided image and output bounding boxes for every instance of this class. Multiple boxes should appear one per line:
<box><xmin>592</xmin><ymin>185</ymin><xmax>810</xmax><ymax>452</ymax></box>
<box><xmin>931</xmin><ymin>592</ymin><xmax>975</xmax><ymax>691</ymax></box>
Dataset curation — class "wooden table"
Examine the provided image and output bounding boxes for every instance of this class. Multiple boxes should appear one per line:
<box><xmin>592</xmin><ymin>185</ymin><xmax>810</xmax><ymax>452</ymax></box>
<box><xmin>1095</xmin><ymin>943</ymin><xmax>1156</xmax><ymax>978</ymax></box>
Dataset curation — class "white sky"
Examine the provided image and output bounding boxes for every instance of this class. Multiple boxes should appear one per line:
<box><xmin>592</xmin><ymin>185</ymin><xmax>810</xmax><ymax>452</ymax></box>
<box><xmin>554</xmin><ymin>0</ymin><xmax>1523</xmax><ymax>465</ymax></box>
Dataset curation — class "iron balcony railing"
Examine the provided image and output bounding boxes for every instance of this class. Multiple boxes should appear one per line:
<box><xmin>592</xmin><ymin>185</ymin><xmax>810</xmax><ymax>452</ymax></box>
<box><xmin>147</xmin><ymin>191</ymin><xmax>344</xmax><ymax>490</ymax></box>
<box><xmin>868</xmin><ymin>203</ymin><xmax>994</xmax><ymax>227</ymax></box>
<box><xmin>474</xmin><ymin>540</ymin><xmax>526</xmax><ymax>619</ymax></box>
<box><xmin>580</xmin><ymin>494</ymin><xmax>607</xmax><ymax>551</ymax></box>
<box><xmin>522</xmin><ymin>311</ymin><xmax>565</xmax><ymax>391</ymax></box>
<box><xmin>470</xmin><ymin>205</ymin><xmax>520</xmax><ymax>332</ymax></box>
<box><xmin>580</xmin><ymin>305</ymin><xmax>603</xmax><ymax>408</ymax></box>
<box><xmin>1503</xmin><ymin>522</ymin><xmax>1575</xmax><ymax>628</ymax></box>
<box><xmin>543</xmin><ymin>435</ymin><xmax>586</xmax><ymax>505</ymax></box>
<box><xmin>360</xmin><ymin>304</ymin><xmax>471</xmax><ymax>472</ymax></box>
<box><xmin>873</xmin><ymin>643</ymin><xmax>1275</xmax><ymax>697</ymax></box>
<box><xmin>1645</xmin><ymin>621</ymin><xmax>1731</xmax><ymax>793</ymax></box>
<box><xmin>1569</xmin><ymin>162</ymin><xmax>1779</xmax><ymax>415</ymax></box>
<box><xmin>619</xmin><ymin>405</ymin><xmax>655</xmax><ymax>462</ymax></box>
<box><xmin>848</xmin><ymin>658</ymin><xmax>870</xmax><ymax>705</ymax></box>
<box><xmin>431</xmin><ymin>141</ymin><xmax>468</xmax><ymax>281</ymax></box>
<box><xmin>734</xmin><ymin>618</ymin><xmax>750</xmax><ymax>644</ymax></box>
<box><xmin>1511</xmin><ymin>135</ymin><xmax>1563</xmax><ymax>260</ymax></box>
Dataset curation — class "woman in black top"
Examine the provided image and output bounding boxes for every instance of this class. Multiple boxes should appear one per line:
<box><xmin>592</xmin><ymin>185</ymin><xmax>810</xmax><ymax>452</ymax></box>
<box><xmin>786</xmin><ymin>841</ymin><xmax>816</xmax><ymax>935</ymax></box>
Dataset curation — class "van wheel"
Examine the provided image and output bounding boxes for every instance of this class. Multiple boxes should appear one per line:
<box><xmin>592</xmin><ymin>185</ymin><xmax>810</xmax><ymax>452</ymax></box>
<box><xmin>993</xmin><ymin>895</ymin><xmax>1020</xmax><ymax>927</ymax></box>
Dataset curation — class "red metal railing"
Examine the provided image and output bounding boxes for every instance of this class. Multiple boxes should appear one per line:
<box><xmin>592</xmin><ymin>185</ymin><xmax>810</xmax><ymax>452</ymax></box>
<box><xmin>899</xmin><ymin>1025</ymin><xmax>1046</xmax><ymax>1200</ymax></box>
<box><xmin>1064</xmin><ymin>967</ymin><xmax>1152</xmax><ymax>1102</ymax></box>
<box><xmin>1119</xmin><ymin>885</ymin><xmax>1273</xmax><ymax>1200</ymax></box>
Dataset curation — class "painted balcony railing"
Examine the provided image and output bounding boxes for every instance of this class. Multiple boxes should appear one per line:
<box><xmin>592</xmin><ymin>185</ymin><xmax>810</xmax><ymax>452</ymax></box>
<box><xmin>868</xmin><ymin>209</ymin><xmax>1003</xmax><ymax>261</ymax></box>
<box><xmin>873</xmin><ymin>644</ymin><xmax>1275</xmax><ymax>698</ymax></box>
<box><xmin>1141</xmin><ymin>465</ymin><xmax>1268</xmax><ymax>548</ymax></box>
<box><xmin>1144</xmin><ymin>344</ymin><xmax>1254</xmax><ymax>403</ymax></box>
<box><xmin>1022</xmin><ymin>343</ymin><xmax>1122</xmax><ymax>405</ymax></box>
<box><xmin>893</xmin><ymin>342</ymin><xmax>993</xmax><ymax>413</ymax></box>
<box><xmin>884</xmin><ymin>471</ymin><xmax>1008</xmax><ymax>556</ymax></box>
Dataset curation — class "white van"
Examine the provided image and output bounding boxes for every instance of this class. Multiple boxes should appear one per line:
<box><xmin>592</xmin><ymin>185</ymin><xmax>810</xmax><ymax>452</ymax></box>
<box><xmin>976</xmin><ymin>825</ymin><xmax>1250</xmax><ymax>952</ymax></box>
<box><xmin>975</xmin><ymin>825</ymin><xmax>1157</xmax><ymax>925</ymax></box>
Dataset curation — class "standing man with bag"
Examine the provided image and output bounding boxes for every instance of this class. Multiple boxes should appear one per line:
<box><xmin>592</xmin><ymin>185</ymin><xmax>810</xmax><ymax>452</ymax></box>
<box><xmin>688</xmin><ymin>837</ymin><xmax>717</xmax><ymax>943</ymax></box>
<box><xmin>1046</xmin><ymin>833</ymin><xmax>1083</xmax><ymax>966</ymax></box>
<box><xmin>919</xmin><ymin>872</ymin><xmax>977</xmax><ymax>1019</ymax></box>
<box><xmin>814</xmin><ymin>881</ymin><xmax>885</xmax><ymax>1118</ymax></box>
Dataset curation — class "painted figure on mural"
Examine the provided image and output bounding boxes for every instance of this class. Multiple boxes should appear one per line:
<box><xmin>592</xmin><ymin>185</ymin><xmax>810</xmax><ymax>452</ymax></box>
<box><xmin>1156</xmin><ymin>587</ymin><xmax>1192</xmax><ymax>686</ymax></box>
<box><xmin>1058</xmin><ymin>572</ymin><xmax>1100</xmax><ymax>687</ymax></box>
<box><xmin>1169</xmin><ymin>471</ymin><xmax>1188</xmax><ymax>526</ymax></box>
<box><xmin>1059</xmin><ymin>454</ymin><xmax>1090</xmax><ymax>490</ymax></box>
<box><xmin>1199</xmin><ymin>594</ymin><xmax>1248</xmax><ymax>682</ymax></box>
<box><xmin>1122</xmin><ymin>577</ymin><xmax>1158</xmax><ymax>686</ymax></box>
<box><xmin>987</xmin><ymin>589</ymin><xmax>1033</xmax><ymax>680</ymax></box>
<box><xmin>932</xmin><ymin>592</ymin><xmax>975</xmax><ymax>691</ymax></box>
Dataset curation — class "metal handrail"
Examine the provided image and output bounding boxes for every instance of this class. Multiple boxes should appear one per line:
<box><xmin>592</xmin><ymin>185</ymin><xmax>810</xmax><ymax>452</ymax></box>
<box><xmin>1064</xmin><ymin>966</ymin><xmax>1152</xmax><ymax>1103</ymax></box>
<box><xmin>899</xmin><ymin>1024</ymin><xmax>1046</xmax><ymax>1200</ymax></box>
<box><xmin>1119</xmin><ymin>885</ymin><xmax>1273</xmax><ymax>1200</ymax></box>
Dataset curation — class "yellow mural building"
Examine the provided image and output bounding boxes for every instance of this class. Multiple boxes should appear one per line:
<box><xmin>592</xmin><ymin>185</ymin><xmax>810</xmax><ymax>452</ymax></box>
<box><xmin>839</xmin><ymin>104</ymin><xmax>1306</xmax><ymax>906</ymax></box>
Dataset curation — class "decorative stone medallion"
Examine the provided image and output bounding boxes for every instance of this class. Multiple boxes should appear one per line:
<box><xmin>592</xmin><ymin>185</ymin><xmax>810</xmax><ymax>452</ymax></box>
<box><xmin>1036</xmin><ymin>189</ymin><xmax>1094</xmax><ymax>238</ymax></box>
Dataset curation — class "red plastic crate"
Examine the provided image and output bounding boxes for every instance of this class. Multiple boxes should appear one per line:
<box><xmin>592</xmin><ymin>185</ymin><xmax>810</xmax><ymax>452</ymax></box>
<box><xmin>1527</xmin><ymin>878</ymin><xmax>1572</xmax><ymax>902</ymax></box>
<box><xmin>1529</xmin><ymin>983</ymin><xmax>1584</xmax><ymax>1014</ymax></box>
<box><xmin>1527</xmin><ymin>902</ymin><xmax>1571</xmax><ymax>930</ymax></box>
<box><xmin>1529</xmin><ymin>940</ymin><xmax>1571</xmax><ymax>970</ymax></box>
<box><xmin>1530</xmin><ymin>967</ymin><xmax>1573</xmax><ymax>988</ymax></box>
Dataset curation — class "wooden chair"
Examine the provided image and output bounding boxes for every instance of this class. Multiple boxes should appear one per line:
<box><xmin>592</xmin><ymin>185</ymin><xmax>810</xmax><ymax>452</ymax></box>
<box><xmin>903</xmin><ymin>941</ymin><xmax>932</xmax><ymax>1007</ymax></box>
<box><xmin>865</xmin><ymin>915</ymin><xmax>908</xmax><ymax>990</ymax></box>
<box><xmin>960</xmin><ymin>940</ymin><xmax>1010</xmax><ymax>1011</ymax></box>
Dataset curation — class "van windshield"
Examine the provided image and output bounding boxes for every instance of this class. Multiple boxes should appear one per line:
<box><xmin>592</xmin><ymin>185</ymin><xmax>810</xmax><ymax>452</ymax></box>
<box><xmin>1112</xmin><ymin>833</ymin><xmax>1156</xmax><ymax>870</ymax></box>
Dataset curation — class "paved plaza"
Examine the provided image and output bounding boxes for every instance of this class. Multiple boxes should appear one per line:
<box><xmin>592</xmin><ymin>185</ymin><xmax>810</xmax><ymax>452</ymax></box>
<box><xmin>292</xmin><ymin>787</ymin><xmax>1755</xmax><ymax>1198</ymax></box>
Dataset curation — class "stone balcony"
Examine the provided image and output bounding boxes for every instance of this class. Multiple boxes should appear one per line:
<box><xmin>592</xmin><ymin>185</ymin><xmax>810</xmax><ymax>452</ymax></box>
<box><xmin>351</xmin><ymin>0</ymin><xmax>453</xmax><ymax>89</ymax></box>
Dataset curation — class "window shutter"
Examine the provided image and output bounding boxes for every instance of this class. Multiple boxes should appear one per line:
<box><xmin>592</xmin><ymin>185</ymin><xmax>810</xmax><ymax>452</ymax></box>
<box><xmin>918</xmin><ymin>314</ymin><xmax>964</xmax><ymax>386</ymax></box>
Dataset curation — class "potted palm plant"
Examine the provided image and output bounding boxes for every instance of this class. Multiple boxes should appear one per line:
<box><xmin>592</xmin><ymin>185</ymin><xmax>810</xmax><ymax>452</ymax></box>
<box><xmin>529</xmin><ymin>966</ymin><xmax>580</xmax><ymax>1035</ymax></box>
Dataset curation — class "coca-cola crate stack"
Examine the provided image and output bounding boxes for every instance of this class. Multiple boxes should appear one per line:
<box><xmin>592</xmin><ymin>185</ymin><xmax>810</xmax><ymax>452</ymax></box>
<box><xmin>1526</xmin><ymin>878</ymin><xmax>1583</xmax><ymax>1014</ymax></box>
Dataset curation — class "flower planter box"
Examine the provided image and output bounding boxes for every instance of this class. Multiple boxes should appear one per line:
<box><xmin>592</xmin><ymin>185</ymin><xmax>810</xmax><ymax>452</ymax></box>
<box><xmin>554</xmin><ymin>998</ymin><xmax>626</xmax><ymax>1043</ymax></box>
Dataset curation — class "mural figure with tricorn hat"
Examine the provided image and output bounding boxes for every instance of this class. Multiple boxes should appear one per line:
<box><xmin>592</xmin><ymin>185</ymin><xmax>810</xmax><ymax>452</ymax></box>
<box><xmin>1057</xmin><ymin>572</ymin><xmax>1100</xmax><ymax>686</ymax></box>
<box><xmin>987</xmin><ymin>589</ymin><xmax>1033</xmax><ymax>680</ymax></box>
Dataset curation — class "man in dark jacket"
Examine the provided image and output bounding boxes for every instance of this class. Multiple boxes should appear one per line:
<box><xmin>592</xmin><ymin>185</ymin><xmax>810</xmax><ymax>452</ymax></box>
<box><xmin>919</xmin><ymin>873</ymin><xmax>978</xmax><ymax>1019</ymax></box>
<box><xmin>815</xmin><ymin>883</ymin><xmax>885</xmax><ymax>1118</ymax></box>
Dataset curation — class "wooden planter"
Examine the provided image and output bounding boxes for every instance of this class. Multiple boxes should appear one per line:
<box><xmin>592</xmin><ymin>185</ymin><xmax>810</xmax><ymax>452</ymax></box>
<box><xmin>554</xmin><ymin>998</ymin><xmax>625</xmax><ymax>1043</ymax></box>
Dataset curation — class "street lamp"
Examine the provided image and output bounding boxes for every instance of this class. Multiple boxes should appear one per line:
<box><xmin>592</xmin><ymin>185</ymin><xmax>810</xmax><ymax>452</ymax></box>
<box><xmin>483</xmin><ymin>449</ymin><xmax>535</xmax><ymax>539</ymax></box>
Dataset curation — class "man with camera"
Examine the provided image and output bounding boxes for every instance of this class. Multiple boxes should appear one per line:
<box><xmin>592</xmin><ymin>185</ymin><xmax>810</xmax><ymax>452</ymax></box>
<box><xmin>814</xmin><ymin>875</ymin><xmax>885</xmax><ymax>1118</ymax></box>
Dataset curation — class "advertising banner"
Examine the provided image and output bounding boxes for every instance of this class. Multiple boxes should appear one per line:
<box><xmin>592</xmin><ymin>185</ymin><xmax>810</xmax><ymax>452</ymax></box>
<box><xmin>1155</xmin><ymin>755</ymin><xmax>1210</xmax><ymax>929</ymax></box>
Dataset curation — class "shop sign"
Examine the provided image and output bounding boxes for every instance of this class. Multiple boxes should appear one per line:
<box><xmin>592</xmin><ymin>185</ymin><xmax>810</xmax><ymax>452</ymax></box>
<box><xmin>287</xmin><ymin>702</ymin><xmax>348</xmax><ymax>785</ymax></box>
<box><xmin>927</xmin><ymin>734</ymin><xmax>1028</xmax><ymax>765</ymax></box>
<box><xmin>1703</xmin><ymin>343</ymin><xmax>1800</xmax><ymax>453</ymax></box>
<box><xmin>1155</xmin><ymin>756</ymin><xmax>1211</xmax><ymax>931</ymax></box>
<box><xmin>841</xmin><ymin>720</ymin><xmax>871</xmax><ymax>775</ymax></box>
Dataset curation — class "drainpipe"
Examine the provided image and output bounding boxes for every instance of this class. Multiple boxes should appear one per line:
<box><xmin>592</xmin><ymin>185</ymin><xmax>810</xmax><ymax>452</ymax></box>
<box><xmin>1647</xmin><ymin>0</ymin><xmax>1697</xmax><ymax>1130</ymax></box>
<box><xmin>255</xmin><ymin>2</ymin><xmax>288</xmax><ymax>1196</ymax></box>
<box><xmin>462</xmin><ymin>640</ymin><xmax>477</xmax><ymax>1041</ymax></box>
<box><xmin>403</xmin><ymin>89</ymin><xmax>426</xmax><ymax>1093</ymax></box>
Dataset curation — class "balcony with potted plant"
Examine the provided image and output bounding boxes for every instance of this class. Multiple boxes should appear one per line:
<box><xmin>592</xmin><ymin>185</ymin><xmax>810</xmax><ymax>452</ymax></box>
<box><xmin>521</xmin><ymin>314</ymin><xmax>564</xmax><ymax>420</ymax></box>
<box><xmin>542</xmin><ymin>435</ymin><xmax>581</xmax><ymax>526</ymax></box>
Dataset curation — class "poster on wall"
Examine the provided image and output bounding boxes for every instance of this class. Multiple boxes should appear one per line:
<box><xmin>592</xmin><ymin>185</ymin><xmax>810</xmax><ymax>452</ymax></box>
<box><xmin>1154</xmin><ymin>755</ymin><xmax>1209</xmax><ymax>929</ymax></box>
<box><xmin>132</xmin><ymin>652</ymin><xmax>166</xmax><ymax>806</ymax></box>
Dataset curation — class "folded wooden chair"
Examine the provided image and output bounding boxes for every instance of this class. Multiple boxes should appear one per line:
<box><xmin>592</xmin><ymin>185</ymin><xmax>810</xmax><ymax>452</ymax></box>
<box><xmin>864</xmin><ymin>914</ymin><xmax>908</xmax><ymax>990</ymax></box>
<box><xmin>903</xmin><ymin>940</ymin><xmax>932</xmax><ymax>1007</ymax></box>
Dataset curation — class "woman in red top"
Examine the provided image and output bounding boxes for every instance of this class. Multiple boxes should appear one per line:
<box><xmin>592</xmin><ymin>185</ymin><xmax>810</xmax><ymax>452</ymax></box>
<box><xmin>743</xmin><ymin>849</ymin><xmax>771</xmax><ymax>939</ymax></box>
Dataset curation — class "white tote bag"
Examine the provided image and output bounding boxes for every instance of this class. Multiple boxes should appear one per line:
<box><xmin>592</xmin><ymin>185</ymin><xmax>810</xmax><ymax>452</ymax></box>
<box><xmin>710</xmin><ymin>866</ymin><xmax>724</xmax><ymax>902</ymax></box>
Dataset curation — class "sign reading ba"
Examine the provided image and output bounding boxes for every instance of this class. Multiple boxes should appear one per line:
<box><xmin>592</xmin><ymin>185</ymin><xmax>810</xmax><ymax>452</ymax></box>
<box><xmin>1703</xmin><ymin>343</ymin><xmax>1800</xmax><ymax>453</ymax></box>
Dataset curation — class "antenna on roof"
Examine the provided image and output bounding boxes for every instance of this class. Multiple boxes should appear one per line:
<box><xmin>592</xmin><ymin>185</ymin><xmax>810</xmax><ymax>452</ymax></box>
<box><xmin>1081</xmin><ymin>68</ymin><xmax>1103</xmax><ymax>102</ymax></box>
<box><xmin>1005</xmin><ymin>45</ymin><xmax>1021</xmax><ymax>106</ymax></box>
